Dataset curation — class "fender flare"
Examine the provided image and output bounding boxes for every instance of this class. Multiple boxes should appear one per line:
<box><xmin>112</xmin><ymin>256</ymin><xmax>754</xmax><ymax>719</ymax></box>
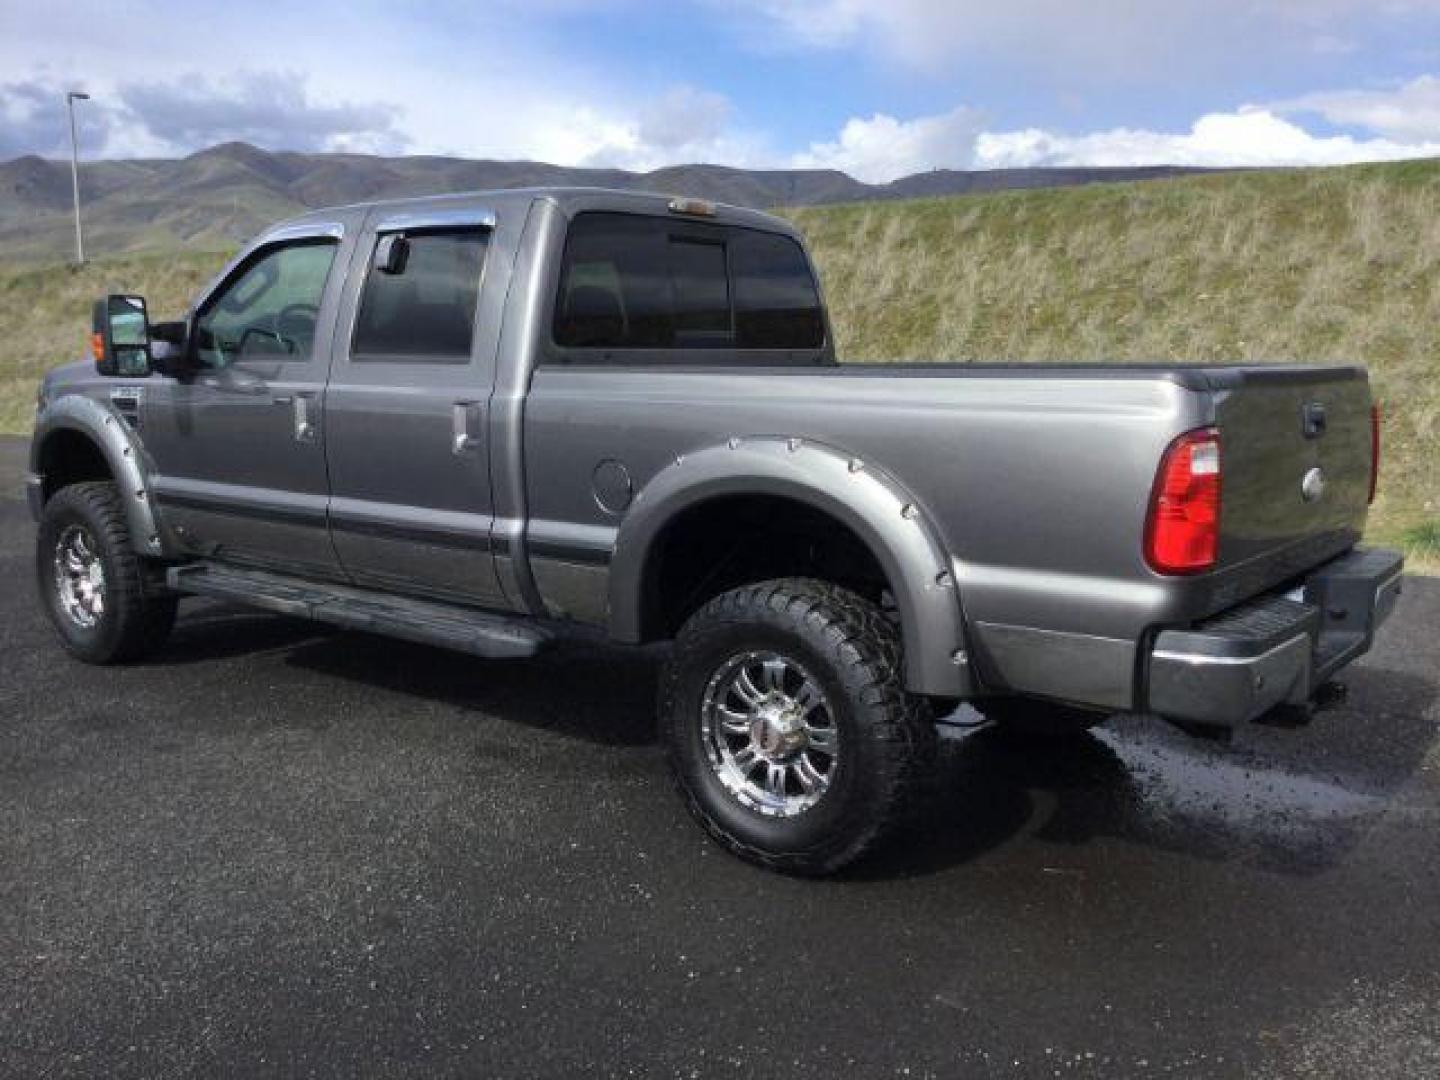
<box><xmin>608</xmin><ymin>436</ymin><xmax>971</xmax><ymax>698</ymax></box>
<box><xmin>31</xmin><ymin>395</ymin><xmax>167</xmax><ymax>557</ymax></box>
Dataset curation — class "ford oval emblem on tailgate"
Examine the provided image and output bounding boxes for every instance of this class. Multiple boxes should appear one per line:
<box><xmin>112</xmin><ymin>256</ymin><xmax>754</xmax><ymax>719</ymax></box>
<box><xmin>1302</xmin><ymin>467</ymin><xmax>1326</xmax><ymax>502</ymax></box>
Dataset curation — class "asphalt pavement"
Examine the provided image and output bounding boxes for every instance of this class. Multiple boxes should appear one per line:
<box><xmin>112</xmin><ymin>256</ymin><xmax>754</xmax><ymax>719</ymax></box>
<box><xmin>2</xmin><ymin>435</ymin><xmax>1437</xmax><ymax>1078</ymax></box>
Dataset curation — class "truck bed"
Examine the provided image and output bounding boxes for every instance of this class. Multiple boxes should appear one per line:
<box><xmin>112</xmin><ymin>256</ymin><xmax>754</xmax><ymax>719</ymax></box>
<box><xmin>525</xmin><ymin>360</ymin><xmax>1374</xmax><ymax>709</ymax></box>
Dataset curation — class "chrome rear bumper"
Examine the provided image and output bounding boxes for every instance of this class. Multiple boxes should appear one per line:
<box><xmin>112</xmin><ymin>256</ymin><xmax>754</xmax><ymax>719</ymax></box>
<box><xmin>1145</xmin><ymin>547</ymin><xmax>1404</xmax><ymax>727</ymax></box>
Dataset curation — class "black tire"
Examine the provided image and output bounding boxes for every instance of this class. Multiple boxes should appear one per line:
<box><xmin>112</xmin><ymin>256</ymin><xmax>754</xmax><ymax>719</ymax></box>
<box><xmin>36</xmin><ymin>481</ymin><xmax>177</xmax><ymax>664</ymax></box>
<box><xmin>976</xmin><ymin>698</ymin><xmax>1107</xmax><ymax>738</ymax></box>
<box><xmin>660</xmin><ymin>578</ymin><xmax>936</xmax><ymax>875</ymax></box>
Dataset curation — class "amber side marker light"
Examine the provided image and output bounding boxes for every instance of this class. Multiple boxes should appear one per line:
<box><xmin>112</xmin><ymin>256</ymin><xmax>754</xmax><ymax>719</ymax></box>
<box><xmin>668</xmin><ymin>197</ymin><xmax>718</xmax><ymax>218</ymax></box>
<box><xmin>90</xmin><ymin>330</ymin><xmax>106</xmax><ymax>364</ymax></box>
<box><xmin>1146</xmin><ymin>427</ymin><xmax>1222</xmax><ymax>575</ymax></box>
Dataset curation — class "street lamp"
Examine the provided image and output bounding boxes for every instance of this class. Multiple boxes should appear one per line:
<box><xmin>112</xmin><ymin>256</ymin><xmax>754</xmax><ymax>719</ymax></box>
<box><xmin>66</xmin><ymin>90</ymin><xmax>90</xmax><ymax>265</ymax></box>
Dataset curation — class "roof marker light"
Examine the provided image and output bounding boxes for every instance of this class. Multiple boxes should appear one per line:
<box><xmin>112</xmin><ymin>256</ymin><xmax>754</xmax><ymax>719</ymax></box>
<box><xmin>668</xmin><ymin>197</ymin><xmax>717</xmax><ymax>218</ymax></box>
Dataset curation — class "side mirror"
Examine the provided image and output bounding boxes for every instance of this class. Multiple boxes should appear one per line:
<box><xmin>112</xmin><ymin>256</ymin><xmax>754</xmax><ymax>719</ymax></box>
<box><xmin>375</xmin><ymin>233</ymin><xmax>410</xmax><ymax>275</ymax></box>
<box><xmin>147</xmin><ymin>320</ymin><xmax>191</xmax><ymax>376</ymax></box>
<box><xmin>91</xmin><ymin>294</ymin><xmax>153</xmax><ymax>377</ymax></box>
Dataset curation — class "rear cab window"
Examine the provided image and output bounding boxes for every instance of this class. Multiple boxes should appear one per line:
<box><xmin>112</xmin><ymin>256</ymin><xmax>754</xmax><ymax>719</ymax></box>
<box><xmin>549</xmin><ymin>211</ymin><xmax>827</xmax><ymax>364</ymax></box>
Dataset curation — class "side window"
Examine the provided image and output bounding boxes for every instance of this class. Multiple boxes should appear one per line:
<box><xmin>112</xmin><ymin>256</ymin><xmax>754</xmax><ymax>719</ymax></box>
<box><xmin>194</xmin><ymin>240</ymin><xmax>338</xmax><ymax>369</ymax></box>
<box><xmin>553</xmin><ymin>214</ymin><xmax>670</xmax><ymax>349</ymax></box>
<box><xmin>555</xmin><ymin>215</ymin><xmax>735</xmax><ymax>350</ymax></box>
<box><xmin>351</xmin><ymin>229</ymin><xmax>489</xmax><ymax>362</ymax></box>
<box><xmin>731</xmin><ymin>231</ymin><xmax>825</xmax><ymax>349</ymax></box>
<box><xmin>551</xmin><ymin>212</ymin><xmax>825</xmax><ymax>360</ymax></box>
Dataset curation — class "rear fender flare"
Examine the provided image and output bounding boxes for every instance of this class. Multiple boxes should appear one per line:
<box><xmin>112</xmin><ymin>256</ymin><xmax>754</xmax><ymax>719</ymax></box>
<box><xmin>608</xmin><ymin>437</ymin><xmax>971</xmax><ymax>698</ymax></box>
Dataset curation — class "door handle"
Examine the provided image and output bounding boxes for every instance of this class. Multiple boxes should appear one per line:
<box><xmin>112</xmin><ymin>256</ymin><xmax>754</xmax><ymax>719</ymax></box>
<box><xmin>452</xmin><ymin>401</ymin><xmax>482</xmax><ymax>455</ymax></box>
<box><xmin>293</xmin><ymin>393</ymin><xmax>318</xmax><ymax>443</ymax></box>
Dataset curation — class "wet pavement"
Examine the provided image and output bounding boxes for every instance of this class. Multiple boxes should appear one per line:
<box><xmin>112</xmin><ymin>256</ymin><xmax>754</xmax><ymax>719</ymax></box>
<box><xmin>1</xmin><ymin>436</ymin><xmax>1437</xmax><ymax>1077</ymax></box>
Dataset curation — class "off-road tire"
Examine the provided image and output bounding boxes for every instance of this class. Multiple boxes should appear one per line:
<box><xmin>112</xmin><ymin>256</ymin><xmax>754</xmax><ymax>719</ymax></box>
<box><xmin>36</xmin><ymin>481</ymin><xmax>177</xmax><ymax>664</ymax></box>
<box><xmin>661</xmin><ymin>578</ymin><xmax>936</xmax><ymax>875</ymax></box>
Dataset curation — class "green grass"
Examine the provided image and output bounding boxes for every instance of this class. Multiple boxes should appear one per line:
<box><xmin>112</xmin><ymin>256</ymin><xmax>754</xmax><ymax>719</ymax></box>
<box><xmin>0</xmin><ymin>250</ymin><xmax>230</xmax><ymax>433</ymax></box>
<box><xmin>2</xmin><ymin>159</ymin><xmax>1437</xmax><ymax>566</ymax></box>
<box><xmin>782</xmin><ymin>159</ymin><xmax>1440</xmax><ymax>569</ymax></box>
<box><xmin>1401</xmin><ymin>519</ymin><xmax>1440</xmax><ymax>565</ymax></box>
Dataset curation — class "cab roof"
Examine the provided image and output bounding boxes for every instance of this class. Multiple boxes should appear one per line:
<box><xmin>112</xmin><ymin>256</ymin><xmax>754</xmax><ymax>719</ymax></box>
<box><xmin>281</xmin><ymin>186</ymin><xmax>802</xmax><ymax>239</ymax></box>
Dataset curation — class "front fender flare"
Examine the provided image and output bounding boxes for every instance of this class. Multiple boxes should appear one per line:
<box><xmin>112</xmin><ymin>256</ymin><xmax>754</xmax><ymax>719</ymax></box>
<box><xmin>608</xmin><ymin>437</ymin><xmax>971</xmax><ymax>698</ymax></box>
<box><xmin>31</xmin><ymin>395</ymin><xmax>167</xmax><ymax>557</ymax></box>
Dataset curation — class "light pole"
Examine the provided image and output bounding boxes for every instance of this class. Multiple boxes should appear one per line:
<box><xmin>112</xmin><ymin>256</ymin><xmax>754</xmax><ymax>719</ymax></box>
<box><xmin>66</xmin><ymin>90</ymin><xmax>90</xmax><ymax>265</ymax></box>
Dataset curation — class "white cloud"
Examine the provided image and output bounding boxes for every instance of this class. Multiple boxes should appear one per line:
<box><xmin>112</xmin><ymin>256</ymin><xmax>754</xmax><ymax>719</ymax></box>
<box><xmin>638</xmin><ymin>86</ymin><xmax>734</xmax><ymax>152</ymax></box>
<box><xmin>1272</xmin><ymin>75</ymin><xmax>1440</xmax><ymax>142</ymax></box>
<box><xmin>780</xmin><ymin>103</ymin><xmax>1440</xmax><ymax>183</ymax></box>
<box><xmin>725</xmin><ymin>0</ymin><xmax>1440</xmax><ymax>77</ymax></box>
<box><xmin>5</xmin><ymin>0</ymin><xmax>1440</xmax><ymax>185</ymax></box>
<box><xmin>792</xmin><ymin>106</ymin><xmax>986</xmax><ymax>182</ymax></box>
<box><xmin>570</xmin><ymin>85</ymin><xmax>773</xmax><ymax>172</ymax></box>
<box><xmin>0</xmin><ymin>0</ymin><xmax>724</xmax><ymax>169</ymax></box>
<box><xmin>116</xmin><ymin>72</ymin><xmax>407</xmax><ymax>157</ymax></box>
<box><xmin>0</xmin><ymin>78</ymin><xmax>117</xmax><ymax>159</ymax></box>
<box><xmin>976</xmin><ymin>109</ymin><xmax>1440</xmax><ymax>170</ymax></box>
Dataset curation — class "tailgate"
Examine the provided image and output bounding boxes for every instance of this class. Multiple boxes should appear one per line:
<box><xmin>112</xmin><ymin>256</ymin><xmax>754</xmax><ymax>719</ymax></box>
<box><xmin>1212</xmin><ymin>366</ymin><xmax>1372</xmax><ymax>577</ymax></box>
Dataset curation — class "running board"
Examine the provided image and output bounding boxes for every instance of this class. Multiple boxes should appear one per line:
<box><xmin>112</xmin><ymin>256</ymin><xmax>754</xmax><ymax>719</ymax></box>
<box><xmin>167</xmin><ymin>563</ymin><xmax>552</xmax><ymax>660</ymax></box>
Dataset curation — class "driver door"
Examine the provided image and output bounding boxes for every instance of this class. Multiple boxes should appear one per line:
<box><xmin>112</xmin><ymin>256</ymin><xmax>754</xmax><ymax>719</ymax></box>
<box><xmin>144</xmin><ymin>218</ymin><xmax>360</xmax><ymax>576</ymax></box>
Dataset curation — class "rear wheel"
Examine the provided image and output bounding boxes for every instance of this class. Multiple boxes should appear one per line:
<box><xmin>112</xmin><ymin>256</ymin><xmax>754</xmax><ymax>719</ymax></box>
<box><xmin>37</xmin><ymin>482</ymin><xmax>177</xmax><ymax>664</ymax></box>
<box><xmin>661</xmin><ymin>578</ymin><xmax>936</xmax><ymax>875</ymax></box>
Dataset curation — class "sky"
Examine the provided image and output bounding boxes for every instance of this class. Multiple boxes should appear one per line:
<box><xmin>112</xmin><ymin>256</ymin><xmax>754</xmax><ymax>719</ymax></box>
<box><xmin>3</xmin><ymin>0</ymin><xmax>1440</xmax><ymax>182</ymax></box>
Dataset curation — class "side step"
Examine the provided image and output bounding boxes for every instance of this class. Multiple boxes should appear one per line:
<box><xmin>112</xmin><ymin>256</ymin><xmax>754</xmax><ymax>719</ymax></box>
<box><xmin>167</xmin><ymin>563</ymin><xmax>553</xmax><ymax>660</ymax></box>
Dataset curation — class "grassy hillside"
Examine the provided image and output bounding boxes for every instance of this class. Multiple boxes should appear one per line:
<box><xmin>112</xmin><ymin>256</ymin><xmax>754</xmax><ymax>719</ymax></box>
<box><xmin>0</xmin><ymin>142</ymin><xmax>1214</xmax><ymax>261</ymax></box>
<box><xmin>1</xmin><ymin>159</ymin><xmax>1436</xmax><ymax>564</ymax></box>
<box><xmin>784</xmin><ymin>159</ymin><xmax>1440</xmax><ymax>563</ymax></box>
<box><xmin>0</xmin><ymin>250</ymin><xmax>230</xmax><ymax>433</ymax></box>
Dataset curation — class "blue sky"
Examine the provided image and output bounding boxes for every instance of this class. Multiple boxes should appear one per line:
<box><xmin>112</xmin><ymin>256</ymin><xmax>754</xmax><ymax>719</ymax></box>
<box><xmin>4</xmin><ymin>0</ymin><xmax>1440</xmax><ymax>180</ymax></box>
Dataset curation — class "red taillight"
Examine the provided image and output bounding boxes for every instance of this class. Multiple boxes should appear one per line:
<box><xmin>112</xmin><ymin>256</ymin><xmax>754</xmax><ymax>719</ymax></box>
<box><xmin>1369</xmin><ymin>403</ymin><xmax>1381</xmax><ymax>505</ymax></box>
<box><xmin>1146</xmin><ymin>427</ymin><xmax>1221</xmax><ymax>575</ymax></box>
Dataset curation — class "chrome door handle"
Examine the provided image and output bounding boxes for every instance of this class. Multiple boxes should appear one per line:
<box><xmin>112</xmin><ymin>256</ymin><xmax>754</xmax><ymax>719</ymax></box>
<box><xmin>452</xmin><ymin>401</ymin><xmax>482</xmax><ymax>455</ymax></box>
<box><xmin>294</xmin><ymin>393</ymin><xmax>318</xmax><ymax>443</ymax></box>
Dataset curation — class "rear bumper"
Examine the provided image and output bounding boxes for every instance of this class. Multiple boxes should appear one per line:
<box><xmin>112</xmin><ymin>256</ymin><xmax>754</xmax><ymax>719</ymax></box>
<box><xmin>1145</xmin><ymin>547</ymin><xmax>1404</xmax><ymax>727</ymax></box>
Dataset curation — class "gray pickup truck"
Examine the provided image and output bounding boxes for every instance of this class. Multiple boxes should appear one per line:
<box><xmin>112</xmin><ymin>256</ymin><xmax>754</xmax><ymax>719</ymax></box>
<box><xmin>28</xmin><ymin>188</ymin><xmax>1403</xmax><ymax>873</ymax></box>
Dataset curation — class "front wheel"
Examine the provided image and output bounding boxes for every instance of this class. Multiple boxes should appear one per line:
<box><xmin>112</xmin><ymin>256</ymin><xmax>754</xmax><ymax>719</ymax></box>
<box><xmin>36</xmin><ymin>482</ymin><xmax>177</xmax><ymax>664</ymax></box>
<box><xmin>660</xmin><ymin>578</ymin><xmax>936</xmax><ymax>875</ymax></box>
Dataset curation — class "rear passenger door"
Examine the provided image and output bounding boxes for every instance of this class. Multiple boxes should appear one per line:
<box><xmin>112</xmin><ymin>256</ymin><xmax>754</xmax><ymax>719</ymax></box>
<box><xmin>322</xmin><ymin>207</ymin><xmax>507</xmax><ymax>605</ymax></box>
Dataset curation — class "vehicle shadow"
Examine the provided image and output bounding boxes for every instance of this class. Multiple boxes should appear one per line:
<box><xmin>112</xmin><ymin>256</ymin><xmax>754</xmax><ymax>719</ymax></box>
<box><xmin>857</xmin><ymin>663</ymin><xmax>1437</xmax><ymax>880</ymax></box>
<box><xmin>273</xmin><ymin>623</ymin><xmax>667</xmax><ymax>748</ymax></box>
<box><xmin>158</xmin><ymin>602</ymin><xmax>338</xmax><ymax>662</ymax></box>
<box><xmin>156</xmin><ymin>600</ymin><xmax>1437</xmax><ymax>880</ymax></box>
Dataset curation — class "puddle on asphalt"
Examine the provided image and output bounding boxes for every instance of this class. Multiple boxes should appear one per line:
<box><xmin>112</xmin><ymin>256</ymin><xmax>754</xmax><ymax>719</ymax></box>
<box><xmin>1091</xmin><ymin>722</ymin><xmax>1384</xmax><ymax>869</ymax></box>
<box><xmin>936</xmin><ymin>712</ymin><xmax>1399</xmax><ymax>874</ymax></box>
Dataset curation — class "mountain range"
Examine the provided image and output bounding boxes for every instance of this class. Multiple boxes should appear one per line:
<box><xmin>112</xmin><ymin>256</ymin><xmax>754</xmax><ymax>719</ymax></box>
<box><xmin>0</xmin><ymin>141</ymin><xmax>1215</xmax><ymax>262</ymax></box>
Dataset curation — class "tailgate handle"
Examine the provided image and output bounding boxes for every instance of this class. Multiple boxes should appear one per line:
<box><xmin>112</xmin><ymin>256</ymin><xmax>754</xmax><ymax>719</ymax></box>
<box><xmin>1301</xmin><ymin>402</ymin><xmax>1327</xmax><ymax>440</ymax></box>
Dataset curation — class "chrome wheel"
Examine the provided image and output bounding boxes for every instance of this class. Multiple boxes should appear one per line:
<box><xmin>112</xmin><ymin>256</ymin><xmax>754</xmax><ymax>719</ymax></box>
<box><xmin>53</xmin><ymin>525</ymin><xmax>106</xmax><ymax>629</ymax></box>
<box><xmin>700</xmin><ymin>650</ymin><xmax>840</xmax><ymax>818</ymax></box>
